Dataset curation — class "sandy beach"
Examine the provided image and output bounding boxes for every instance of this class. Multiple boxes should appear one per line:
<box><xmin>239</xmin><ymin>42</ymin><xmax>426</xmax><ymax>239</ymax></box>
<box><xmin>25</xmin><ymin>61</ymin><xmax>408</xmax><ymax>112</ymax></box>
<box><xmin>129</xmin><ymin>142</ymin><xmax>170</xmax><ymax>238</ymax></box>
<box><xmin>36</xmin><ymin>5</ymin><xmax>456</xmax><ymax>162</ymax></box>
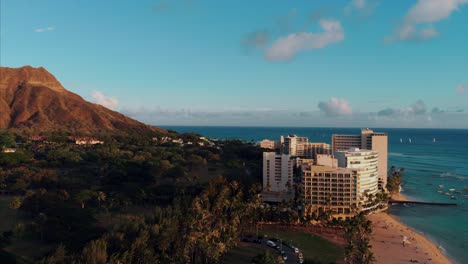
<box><xmin>368</xmin><ymin>194</ymin><xmax>453</xmax><ymax>264</ymax></box>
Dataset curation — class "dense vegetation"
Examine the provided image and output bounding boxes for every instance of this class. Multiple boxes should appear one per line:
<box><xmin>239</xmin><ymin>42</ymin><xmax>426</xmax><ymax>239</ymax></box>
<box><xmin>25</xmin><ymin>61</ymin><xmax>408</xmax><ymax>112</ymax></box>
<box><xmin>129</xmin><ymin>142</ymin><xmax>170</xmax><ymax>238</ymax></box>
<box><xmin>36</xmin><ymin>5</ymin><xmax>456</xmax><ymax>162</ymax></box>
<box><xmin>0</xmin><ymin>130</ymin><xmax>263</xmax><ymax>263</ymax></box>
<box><xmin>386</xmin><ymin>166</ymin><xmax>405</xmax><ymax>194</ymax></box>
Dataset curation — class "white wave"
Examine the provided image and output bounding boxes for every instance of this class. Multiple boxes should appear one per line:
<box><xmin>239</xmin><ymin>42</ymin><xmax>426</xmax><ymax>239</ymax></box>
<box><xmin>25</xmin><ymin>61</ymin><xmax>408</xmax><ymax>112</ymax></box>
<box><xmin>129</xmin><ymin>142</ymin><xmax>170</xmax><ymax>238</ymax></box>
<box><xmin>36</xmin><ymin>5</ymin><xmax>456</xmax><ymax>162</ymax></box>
<box><xmin>388</xmin><ymin>152</ymin><xmax>407</xmax><ymax>157</ymax></box>
<box><xmin>440</xmin><ymin>172</ymin><xmax>467</xmax><ymax>181</ymax></box>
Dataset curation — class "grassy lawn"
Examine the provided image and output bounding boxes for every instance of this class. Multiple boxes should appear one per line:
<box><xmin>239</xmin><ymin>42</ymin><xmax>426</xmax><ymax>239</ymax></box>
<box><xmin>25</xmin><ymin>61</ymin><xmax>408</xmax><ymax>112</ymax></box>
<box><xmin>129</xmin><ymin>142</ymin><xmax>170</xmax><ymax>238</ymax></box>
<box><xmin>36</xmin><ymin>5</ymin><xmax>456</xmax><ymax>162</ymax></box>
<box><xmin>223</xmin><ymin>243</ymin><xmax>277</xmax><ymax>264</ymax></box>
<box><xmin>0</xmin><ymin>197</ymin><xmax>18</xmax><ymax>232</ymax></box>
<box><xmin>258</xmin><ymin>226</ymin><xmax>344</xmax><ymax>264</ymax></box>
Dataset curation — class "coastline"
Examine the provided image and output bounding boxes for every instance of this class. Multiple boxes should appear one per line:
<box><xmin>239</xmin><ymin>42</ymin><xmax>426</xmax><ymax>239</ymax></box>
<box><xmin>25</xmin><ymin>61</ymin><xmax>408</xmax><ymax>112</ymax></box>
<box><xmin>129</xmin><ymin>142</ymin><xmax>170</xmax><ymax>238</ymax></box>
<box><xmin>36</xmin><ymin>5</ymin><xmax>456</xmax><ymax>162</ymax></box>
<box><xmin>368</xmin><ymin>193</ymin><xmax>453</xmax><ymax>264</ymax></box>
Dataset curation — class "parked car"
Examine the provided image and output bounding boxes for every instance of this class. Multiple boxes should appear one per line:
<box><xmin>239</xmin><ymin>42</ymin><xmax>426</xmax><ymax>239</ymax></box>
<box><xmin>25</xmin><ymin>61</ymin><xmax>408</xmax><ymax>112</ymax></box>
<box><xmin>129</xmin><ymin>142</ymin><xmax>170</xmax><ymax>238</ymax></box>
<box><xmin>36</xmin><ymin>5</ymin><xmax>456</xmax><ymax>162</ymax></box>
<box><xmin>241</xmin><ymin>237</ymin><xmax>250</xmax><ymax>242</ymax></box>
<box><xmin>266</xmin><ymin>240</ymin><xmax>276</xmax><ymax>247</ymax></box>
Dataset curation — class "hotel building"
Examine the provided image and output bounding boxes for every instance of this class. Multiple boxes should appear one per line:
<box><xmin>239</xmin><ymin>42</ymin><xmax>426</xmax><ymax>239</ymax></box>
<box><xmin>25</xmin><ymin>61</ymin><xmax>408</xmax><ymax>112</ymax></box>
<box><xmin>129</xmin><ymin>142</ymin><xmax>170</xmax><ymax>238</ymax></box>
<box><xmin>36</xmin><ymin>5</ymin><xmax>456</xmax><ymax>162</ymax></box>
<box><xmin>281</xmin><ymin>135</ymin><xmax>331</xmax><ymax>159</ymax></box>
<box><xmin>302</xmin><ymin>164</ymin><xmax>356</xmax><ymax>216</ymax></box>
<box><xmin>335</xmin><ymin>148</ymin><xmax>379</xmax><ymax>201</ymax></box>
<box><xmin>262</xmin><ymin>152</ymin><xmax>294</xmax><ymax>202</ymax></box>
<box><xmin>259</xmin><ymin>139</ymin><xmax>281</xmax><ymax>150</ymax></box>
<box><xmin>302</xmin><ymin>148</ymin><xmax>380</xmax><ymax>217</ymax></box>
<box><xmin>332</xmin><ymin>129</ymin><xmax>388</xmax><ymax>189</ymax></box>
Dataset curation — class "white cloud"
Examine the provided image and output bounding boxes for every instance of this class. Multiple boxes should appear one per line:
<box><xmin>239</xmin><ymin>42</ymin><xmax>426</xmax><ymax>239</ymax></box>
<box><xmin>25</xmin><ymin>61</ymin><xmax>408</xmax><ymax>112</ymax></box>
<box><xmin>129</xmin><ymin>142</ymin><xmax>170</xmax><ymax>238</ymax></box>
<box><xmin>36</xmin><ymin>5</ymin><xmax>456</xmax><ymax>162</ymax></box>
<box><xmin>91</xmin><ymin>91</ymin><xmax>119</xmax><ymax>110</ymax></box>
<box><xmin>265</xmin><ymin>19</ymin><xmax>344</xmax><ymax>61</ymax></box>
<box><xmin>318</xmin><ymin>97</ymin><xmax>353</xmax><ymax>117</ymax></box>
<box><xmin>456</xmin><ymin>84</ymin><xmax>466</xmax><ymax>95</ymax></box>
<box><xmin>345</xmin><ymin>0</ymin><xmax>378</xmax><ymax>16</ymax></box>
<box><xmin>242</xmin><ymin>30</ymin><xmax>270</xmax><ymax>50</ymax></box>
<box><xmin>377</xmin><ymin>100</ymin><xmax>427</xmax><ymax>117</ymax></box>
<box><xmin>387</xmin><ymin>0</ymin><xmax>468</xmax><ymax>42</ymax></box>
<box><xmin>35</xmin><ymin>26</ymin><xmax>55</xmax><ymax>33</ymax></box>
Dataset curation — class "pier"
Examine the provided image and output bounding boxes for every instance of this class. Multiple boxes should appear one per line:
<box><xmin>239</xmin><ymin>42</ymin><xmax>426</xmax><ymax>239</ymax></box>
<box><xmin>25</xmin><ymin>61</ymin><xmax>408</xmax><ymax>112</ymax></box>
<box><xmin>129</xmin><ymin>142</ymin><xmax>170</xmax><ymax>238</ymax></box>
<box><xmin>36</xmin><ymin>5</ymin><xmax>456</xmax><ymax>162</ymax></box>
<box><xmin>389</xmin><ymin>200</ymin><xmax>457</xmax><ymax>206</ymax></box>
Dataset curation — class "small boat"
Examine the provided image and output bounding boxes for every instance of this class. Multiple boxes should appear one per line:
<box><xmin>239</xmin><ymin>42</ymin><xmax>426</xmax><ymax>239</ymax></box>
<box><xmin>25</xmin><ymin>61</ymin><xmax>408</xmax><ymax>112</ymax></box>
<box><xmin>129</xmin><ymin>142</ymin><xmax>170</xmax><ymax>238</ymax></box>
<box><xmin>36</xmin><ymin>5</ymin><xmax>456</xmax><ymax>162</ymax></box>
<box><xmin>450</xmin><ymin>196</ymin><xmax>457</xmax><ymax>200</ymax></box>
<box><xmin>409</xmin><ymin>138</ymin><xmax>412</xmax><ymax>144</ymax></box>
<box><xmin>445</xmin><ymin>192</ymin><xmax>451</xmax><ymax>196</ymax></box>
<box><xmin>439</xmin><ymin>185</ymin><xmax>444</xmax><ymax>188</ymax></box>
<box><xmin>449</xmin><ymin>188</ymin><xmax>456</xmax><ymax>192</ymax></box>
<box><xmin>463</xmin><ymin>195</ymin><xmax>468</xmax><ymax>199</ymax></box>
<box><xmin>400</xmin><ymin>138</ymin><xmax>403</xmax><ymax>143</ymax></box>
<box><xmin>437</xmin><ymin>190</ymin><xmax>443</xmax><ymax>194</ymax></box>
<box><xmin>454</xmin><ymin>191</ymin><xmax>462</xmax><ymax>194</ymax></box>
<box><xmin>464</xmin><ymin>187</ymin><xmax>468</xmax><ymax>191</ymax></box>
<box><xmin>433</xmin><ymin>138</ymin><xmax>436</xmax><ymax>143</ymax></box>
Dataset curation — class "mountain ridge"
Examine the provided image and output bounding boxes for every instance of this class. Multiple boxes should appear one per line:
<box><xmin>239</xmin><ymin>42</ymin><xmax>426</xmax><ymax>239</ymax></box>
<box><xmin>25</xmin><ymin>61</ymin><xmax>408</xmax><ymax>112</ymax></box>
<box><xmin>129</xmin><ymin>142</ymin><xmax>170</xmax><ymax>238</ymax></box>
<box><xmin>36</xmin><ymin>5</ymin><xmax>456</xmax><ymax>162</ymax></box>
<box><xmin>0</xmin><ymin>66</ymin><xmax>165</xmax><ymax>135</ymax></box>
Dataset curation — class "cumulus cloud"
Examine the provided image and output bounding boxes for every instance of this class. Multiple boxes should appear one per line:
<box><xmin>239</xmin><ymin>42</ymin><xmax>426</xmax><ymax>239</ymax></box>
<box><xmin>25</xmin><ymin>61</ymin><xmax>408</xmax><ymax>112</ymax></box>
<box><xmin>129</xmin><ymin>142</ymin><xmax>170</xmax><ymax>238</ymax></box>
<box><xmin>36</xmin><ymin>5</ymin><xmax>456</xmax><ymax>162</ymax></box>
<box><xmin>377</xmin><ymin>100</ymin><xmax>428</xmax><ymax>117</ymax></box>
<box><xmin>456</xmin><ymin>84</ymin><xmax>466</xmax><ymax>95</ymax></box>
<box><xmin>318</xmin><ymin>97</ymin><xmax>353</xmax><ymax>117</ymax></box>
<box><xmin>386</xmin><ymin>0</ymin><xmax>468</xmax><ymax>43</ymax></box>
<box><xmin>377</xmin><ymin>108</ymin><xmax>396</xmax><ymax>116</ymax></box>
<box><xmin>265</xmin><ymin>19</ymin><xmax>344</xmax><ymax>61</ymax></box>
<box><xmin>35</xmin><ymin>26</ymin><xmax>55</xmax><ymax>33</ymax></box>
<box><xmin>410</xmin><ymin>100</ymin><xmax>427</xmax><ymax>115</ymax></box>
<box><xmin>345</xmin><ymin>0</ymin><xmax>378</xmax><ymax>16</ymax></box>
<box><xmin>242</xmin><ymin>30</ymin><xmax>271</xmax><ymax>50</ymax></box>
<box><xmin>91</xmin><ymin>91</ymin><xmax>119</xmax><ymax>110</ymax></box>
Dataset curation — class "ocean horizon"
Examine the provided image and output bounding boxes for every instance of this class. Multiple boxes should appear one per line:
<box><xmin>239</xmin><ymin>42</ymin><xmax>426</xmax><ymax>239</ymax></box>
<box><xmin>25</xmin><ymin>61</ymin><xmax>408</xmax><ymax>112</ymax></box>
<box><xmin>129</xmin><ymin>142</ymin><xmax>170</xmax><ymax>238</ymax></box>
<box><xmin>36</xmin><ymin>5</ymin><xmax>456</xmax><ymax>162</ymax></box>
<box><xmin>162</xmin><ymin>126</ymin><xmax>468</xmax><ymax>264</ymax></box>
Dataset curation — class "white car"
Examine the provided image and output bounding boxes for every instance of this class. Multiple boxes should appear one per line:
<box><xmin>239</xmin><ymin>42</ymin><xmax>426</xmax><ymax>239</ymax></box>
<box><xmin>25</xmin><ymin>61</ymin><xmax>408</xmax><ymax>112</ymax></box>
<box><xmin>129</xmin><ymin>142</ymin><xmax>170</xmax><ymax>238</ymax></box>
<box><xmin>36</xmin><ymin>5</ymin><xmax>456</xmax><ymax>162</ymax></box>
<box><xmin>266</xmin><ymin>240</ymin><xmax>276</xmax><ymax>247</ymax></box>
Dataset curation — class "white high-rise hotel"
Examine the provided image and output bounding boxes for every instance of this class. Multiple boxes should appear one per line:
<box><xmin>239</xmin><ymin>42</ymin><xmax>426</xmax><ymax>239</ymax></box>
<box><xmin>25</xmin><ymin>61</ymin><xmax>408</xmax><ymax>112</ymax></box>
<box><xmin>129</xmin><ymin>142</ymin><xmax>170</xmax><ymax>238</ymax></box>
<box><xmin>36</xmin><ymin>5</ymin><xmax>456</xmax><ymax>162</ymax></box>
<box><xmin>335</xmin><ymin>148</ymin><xmax>380</xmax><ymax>198</ymax></box>
<box><xmin>332</xmin><ymin>129</ymin><xmax>388</xmax><ymax>189</ymax></box>
<box><xmin>262</xmin><ymin>152</ymin><xmax>293</xmax><ymax>193</ymax></box>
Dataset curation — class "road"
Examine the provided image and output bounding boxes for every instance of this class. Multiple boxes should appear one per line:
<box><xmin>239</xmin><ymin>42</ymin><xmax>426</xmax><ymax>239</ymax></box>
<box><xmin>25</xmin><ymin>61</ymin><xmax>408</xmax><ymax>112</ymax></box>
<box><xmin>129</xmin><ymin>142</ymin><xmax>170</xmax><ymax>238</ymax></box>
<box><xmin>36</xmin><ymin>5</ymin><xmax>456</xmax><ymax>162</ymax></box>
<box><xmin>242</xmin><ymin>237</ymin><xmax>302</xmax><ymax>263</ymax></box>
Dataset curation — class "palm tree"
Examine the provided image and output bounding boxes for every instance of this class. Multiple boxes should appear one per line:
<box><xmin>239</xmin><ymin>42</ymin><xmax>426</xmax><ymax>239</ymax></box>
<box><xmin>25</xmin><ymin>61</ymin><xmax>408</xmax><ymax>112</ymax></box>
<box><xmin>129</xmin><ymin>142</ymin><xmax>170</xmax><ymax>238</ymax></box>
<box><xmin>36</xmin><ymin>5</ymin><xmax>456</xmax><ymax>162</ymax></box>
<box><xmin>96</xmin><ymin>191</ymin><xmax>106</xmax><ymax>208</ymax></box>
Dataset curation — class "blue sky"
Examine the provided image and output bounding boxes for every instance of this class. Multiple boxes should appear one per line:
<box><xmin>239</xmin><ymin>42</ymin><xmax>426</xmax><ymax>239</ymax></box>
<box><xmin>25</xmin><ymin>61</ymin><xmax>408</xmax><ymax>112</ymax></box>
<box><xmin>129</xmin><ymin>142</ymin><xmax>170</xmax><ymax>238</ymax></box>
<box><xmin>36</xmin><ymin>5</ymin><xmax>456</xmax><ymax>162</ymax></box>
<box><xmin>1</xmin><ymin>0</ymin><xmax>468</xmax><ymax>128</ymax></box>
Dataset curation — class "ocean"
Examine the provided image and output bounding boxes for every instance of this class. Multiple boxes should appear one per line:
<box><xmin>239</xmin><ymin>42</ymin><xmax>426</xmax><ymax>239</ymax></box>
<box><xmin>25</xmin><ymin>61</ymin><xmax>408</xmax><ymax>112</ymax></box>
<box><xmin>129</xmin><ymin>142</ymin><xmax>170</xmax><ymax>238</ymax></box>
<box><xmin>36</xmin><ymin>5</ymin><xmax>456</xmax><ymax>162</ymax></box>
<box><xmin>162</xmin><ymin>126</ymin><xmax>468</xmax><ymax>264</ymax></box>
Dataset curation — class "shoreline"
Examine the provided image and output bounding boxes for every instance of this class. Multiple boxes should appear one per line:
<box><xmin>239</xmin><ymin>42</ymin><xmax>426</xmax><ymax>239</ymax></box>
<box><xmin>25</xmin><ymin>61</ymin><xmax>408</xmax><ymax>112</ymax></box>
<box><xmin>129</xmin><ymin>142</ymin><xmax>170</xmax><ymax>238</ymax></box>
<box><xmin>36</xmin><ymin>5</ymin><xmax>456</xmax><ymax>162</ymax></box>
<box><xmin>368</xmin><ymin>193</ymin><xmax>453</xmax><ymax>264</ymax></box>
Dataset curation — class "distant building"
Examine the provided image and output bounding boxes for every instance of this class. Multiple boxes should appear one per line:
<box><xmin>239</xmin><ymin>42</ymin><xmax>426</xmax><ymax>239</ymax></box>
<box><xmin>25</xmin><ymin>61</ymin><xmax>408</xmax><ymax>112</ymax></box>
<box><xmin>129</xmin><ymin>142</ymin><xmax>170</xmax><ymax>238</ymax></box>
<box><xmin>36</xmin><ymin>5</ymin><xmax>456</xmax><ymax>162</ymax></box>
<box><xmin>259</xmin><ymin>139</ymin><xmax>281</xmax><ymax>150</ymax></box>
<box><xmin>2</xmin><ymin>148</ymin><xmax>17</xmax><ymax>153</ymax></box>
<box><xmin>262</xmin><ymin>152</ymin><xmax>294</xmax><ymax>202</ymax></box>
<box><xmin>31</xmin><ymin>135</ymin><xmax>46</xmax><ymax>141</ymax></box>
<box><xmin>280</xmin><ymin>135</ymin><xmax>330</xmax><ymax>159</ymax></box>
<box><xmin>172</xmin><ymin>139</ymin><xmax>183</xmax><ymax>145</ymax></box>
<box><xmin>281</xmin><ymin>135</ymin><xmax>308</xmax><ymax>156</ymax></box>
<box><xmin>74</xmin><ymin>137</ymin><xmax>104</xmax><ymax>145</ymax></box>
<box><xmin>335</xmin><ymin>148</ymin><xmax>379</xmax><ymax>204</ymax></box>
<box><xmin>332</xmin><ymin>129</ymin><xmax>388</xmax><ymax>189</ymax></box>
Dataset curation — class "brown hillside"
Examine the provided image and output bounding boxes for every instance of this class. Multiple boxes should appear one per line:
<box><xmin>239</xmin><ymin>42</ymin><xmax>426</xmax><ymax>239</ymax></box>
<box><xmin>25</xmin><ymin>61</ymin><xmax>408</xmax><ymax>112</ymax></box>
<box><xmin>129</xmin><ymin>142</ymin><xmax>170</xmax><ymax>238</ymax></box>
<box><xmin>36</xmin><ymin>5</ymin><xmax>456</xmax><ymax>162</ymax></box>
<box><xmin>0</xmin><ymin>66</ymin><xmax>165</xmax><ymax>135</ymax></box>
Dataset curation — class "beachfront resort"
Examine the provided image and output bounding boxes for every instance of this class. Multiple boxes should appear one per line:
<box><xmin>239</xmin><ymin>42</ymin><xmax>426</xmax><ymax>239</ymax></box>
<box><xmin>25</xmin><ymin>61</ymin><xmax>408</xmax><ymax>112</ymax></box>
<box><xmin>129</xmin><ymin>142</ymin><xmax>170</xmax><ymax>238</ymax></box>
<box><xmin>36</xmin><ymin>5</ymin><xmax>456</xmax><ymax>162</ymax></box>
<box><xmin>261</xmin><ymin>128</ymin><xmax>388</xmax><ymax>218</ymax></box>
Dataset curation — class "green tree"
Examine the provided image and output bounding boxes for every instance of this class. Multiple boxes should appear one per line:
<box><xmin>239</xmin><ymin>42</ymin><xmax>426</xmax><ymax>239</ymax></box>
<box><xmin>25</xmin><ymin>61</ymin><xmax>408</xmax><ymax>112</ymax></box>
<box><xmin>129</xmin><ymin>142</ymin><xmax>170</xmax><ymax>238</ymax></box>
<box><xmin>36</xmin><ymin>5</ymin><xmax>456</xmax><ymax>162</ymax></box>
<box><xmin>9</xmin><ymin>197</ymin><xmax>22</xmax><ymax>209</ymax></box>
<box><xmin>74</xmin><ymin>189</ymin><xmax>96</xmax><ymax>208</ymax></box>
<box><xmin>96</xmin><ymin>191</ymin><xmax>106</xmax><ymax>208</ymax></box>
<box><xmin>344</xmin><ymin>213</ymin><xmax>375</xmax><ymax>264</ymax></box>
<box><xmin>37</xmin><ymin>244</ymin><xmax>67</xmax><ymax>264</ymax></box>
<box><xmin>251</xmin><ymin>250</ymin><xmax>277</xmax><ymax>264</ymax></box>
<box><xmin>82</xmin><ymin>239</ymin><xmax>108</xmax><ymax>264</ymax></box>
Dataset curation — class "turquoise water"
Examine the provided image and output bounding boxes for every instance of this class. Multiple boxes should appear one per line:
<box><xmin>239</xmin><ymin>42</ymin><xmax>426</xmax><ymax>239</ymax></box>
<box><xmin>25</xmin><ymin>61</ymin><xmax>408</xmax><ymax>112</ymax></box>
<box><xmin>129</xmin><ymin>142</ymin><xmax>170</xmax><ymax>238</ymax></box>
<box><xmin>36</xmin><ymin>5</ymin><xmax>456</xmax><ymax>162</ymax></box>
<box><xmin>163</xmin><ymin>126</ymin><xmax>468</xmax><ymax>263</ymax></box>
